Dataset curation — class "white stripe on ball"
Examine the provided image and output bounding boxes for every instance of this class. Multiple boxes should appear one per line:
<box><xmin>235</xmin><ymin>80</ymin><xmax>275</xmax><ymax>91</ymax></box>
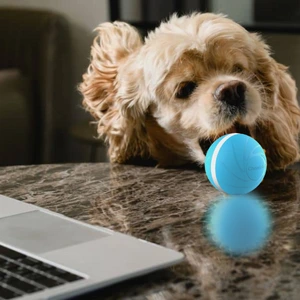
<box><xmin>211</xmin><ymin>133</ymin><xmax>238</xmax><ymax>191</ymax></box>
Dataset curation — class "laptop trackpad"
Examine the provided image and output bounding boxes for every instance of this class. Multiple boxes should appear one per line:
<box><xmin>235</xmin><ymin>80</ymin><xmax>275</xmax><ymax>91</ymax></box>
<box><xmin>0</xmin><ymin>210</ymin><xmax>109</xmax><ymax>254</ymax></box>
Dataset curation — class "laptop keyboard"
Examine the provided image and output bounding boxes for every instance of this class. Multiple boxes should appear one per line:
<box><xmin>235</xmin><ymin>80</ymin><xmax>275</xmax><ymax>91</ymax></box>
<box><xmin>0</xmin><ymin>244</ymin><xmax>84</xmax><ymax>299</ymax></box>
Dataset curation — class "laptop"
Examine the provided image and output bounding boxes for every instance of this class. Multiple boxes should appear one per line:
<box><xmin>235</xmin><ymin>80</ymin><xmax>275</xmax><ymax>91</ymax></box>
<box><xmin>0</xmin><ymin>194</ymin><xmax>184</xmax><ymax>300</ymax></box>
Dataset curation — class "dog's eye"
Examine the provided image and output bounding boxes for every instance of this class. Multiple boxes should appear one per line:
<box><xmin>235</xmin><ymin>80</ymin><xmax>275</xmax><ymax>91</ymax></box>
<box><xmin>176</xmin><ymin>81</ymin><xmax>197</xmax><ymax>99</ymax></box>
<box><xmin>233</xmin><ymin>64</ymin><xmax>243</xmax><ymax>73</ymax></box>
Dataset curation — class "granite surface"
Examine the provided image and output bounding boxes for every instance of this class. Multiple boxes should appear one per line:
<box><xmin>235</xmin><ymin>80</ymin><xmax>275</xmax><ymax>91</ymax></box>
<box><xmin>0</xmin><ymin>163</ymin><xmax>300</xmax><ymax>300</ymax></box>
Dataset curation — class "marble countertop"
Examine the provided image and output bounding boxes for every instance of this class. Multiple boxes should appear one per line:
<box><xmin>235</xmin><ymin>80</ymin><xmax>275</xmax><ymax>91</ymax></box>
<box><xmin>0</xmin><ymin>163</ymin><xmax>300</xmax><ymax>300</ymax></box>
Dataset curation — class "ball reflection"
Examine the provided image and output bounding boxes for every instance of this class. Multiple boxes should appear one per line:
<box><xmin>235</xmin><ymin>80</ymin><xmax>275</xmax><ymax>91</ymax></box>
<box><xmin>205</xmin><ymin>193</ymin><xmax>272</xmax><ymax>256</ymax></box>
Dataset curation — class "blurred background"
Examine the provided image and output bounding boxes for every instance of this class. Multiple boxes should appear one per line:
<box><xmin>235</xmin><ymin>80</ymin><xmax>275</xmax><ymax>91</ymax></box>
<box><xmin>0</xmin><ymin>0</ymin><xmax>299</xmax><ymax>166</ymax></box>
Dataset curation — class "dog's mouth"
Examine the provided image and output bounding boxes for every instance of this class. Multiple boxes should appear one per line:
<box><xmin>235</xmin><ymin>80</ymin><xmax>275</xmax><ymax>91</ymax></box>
<box><xmin>199</xmin><ymin>123</ymin><xmax>251</xmax><ymax>155</ymax></box>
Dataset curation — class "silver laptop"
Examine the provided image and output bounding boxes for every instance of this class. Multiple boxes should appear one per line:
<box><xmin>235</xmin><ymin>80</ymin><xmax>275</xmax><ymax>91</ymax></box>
<box><xmin>0</xmin><ymin>194</ymin><xmax>184</xmax><ymax>300</ymax></box>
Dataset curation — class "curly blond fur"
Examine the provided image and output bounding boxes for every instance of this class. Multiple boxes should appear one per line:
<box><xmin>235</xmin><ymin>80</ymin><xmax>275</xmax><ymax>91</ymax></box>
<box><xmin>79</xmin><ymin>13</ymin><xmax>300</xmax><ymax>170</ymax></box>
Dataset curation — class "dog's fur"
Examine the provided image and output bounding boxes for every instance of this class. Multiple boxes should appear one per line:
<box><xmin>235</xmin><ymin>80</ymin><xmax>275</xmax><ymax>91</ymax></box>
<box><xmin>79</xmin><ymin>13</ymin><xmax>300</xmax><ymax>170</ymax></box>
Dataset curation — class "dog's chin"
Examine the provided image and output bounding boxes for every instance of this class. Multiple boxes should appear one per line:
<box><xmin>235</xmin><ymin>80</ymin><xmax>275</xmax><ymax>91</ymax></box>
<box><xmin>199</xmin><ymin>122</ymin><xmax>251</xmax><ymax>155</ymax></box>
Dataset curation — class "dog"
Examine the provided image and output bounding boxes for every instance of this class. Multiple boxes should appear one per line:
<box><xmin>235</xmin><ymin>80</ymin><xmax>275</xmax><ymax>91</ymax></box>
<box><xmin>79</xmin><ymin>13</ymin><xmax>300</xmax><ymax>170</ymax></box>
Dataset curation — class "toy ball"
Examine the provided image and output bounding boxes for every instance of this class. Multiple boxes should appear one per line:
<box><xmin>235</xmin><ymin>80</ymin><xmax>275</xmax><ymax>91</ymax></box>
<box><xmin>205</xmin><ymin>133</ymin><xmax>267</xmax><ymax>194</ymax></box>
<box><xmin>205</xmin><ymin>194</ymin><xmax>271</xmax><ymax>256</ymax></box>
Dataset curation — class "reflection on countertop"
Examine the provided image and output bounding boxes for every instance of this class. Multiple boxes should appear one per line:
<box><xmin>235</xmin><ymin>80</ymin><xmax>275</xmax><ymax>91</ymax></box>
<box><xmin>0</xmin><ymin>163</ymin><xmax>299</xmax><ymax>299</ymax></box>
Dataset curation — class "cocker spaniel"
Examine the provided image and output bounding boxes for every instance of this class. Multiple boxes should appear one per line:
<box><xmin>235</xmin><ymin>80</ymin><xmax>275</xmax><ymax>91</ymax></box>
<box><xmin>79</xmin><ymin>13</ymin><xmax>300</xmax><ymax>170</ymax></box>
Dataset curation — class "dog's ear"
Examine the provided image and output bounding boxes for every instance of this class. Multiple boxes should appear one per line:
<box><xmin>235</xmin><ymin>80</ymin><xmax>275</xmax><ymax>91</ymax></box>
<box><xmin>251</xmin><ymin>33</ymin><xmax>300</xmax><ymax>169</ymax></box>
<box><xmin>79</xmin><ymin>21</ymin><xmax>142</xmax><ymax>120</ymax></box>
<box><xmin>79</xmin><ymin>22</ymin><xmax>148</xmax><ymax>163</ymax></box>
<box><xmin>116</xmin><ymin>64</ymin><xmax>149</xmax><ymax>121</ymax></box>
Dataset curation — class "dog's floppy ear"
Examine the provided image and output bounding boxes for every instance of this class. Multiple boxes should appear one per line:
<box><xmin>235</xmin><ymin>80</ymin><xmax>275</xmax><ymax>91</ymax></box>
<box><xmin>79</xmin><ymin>22</ymin><xmax>148</xmax><ymax>163</ymax></box>
<box><xmin>116</xmin><ymin>63</ymin><xmax>149</xmax><ymax>121</ymax></box>
<box><xmin>251</xmin><ymin>34</ymin><xmax>300</xmax><ymax>169</ymax></box>
<box><xmin>80</xmin><ymin>21</ymin><xmax>142</xmax><ymax>120</ymax></box>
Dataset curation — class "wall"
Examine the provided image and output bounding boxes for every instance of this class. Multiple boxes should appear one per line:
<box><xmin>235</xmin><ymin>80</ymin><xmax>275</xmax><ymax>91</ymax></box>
<box><xmin>262</xmin><ymin>35</ymin><xmax>300</xmax><ymax>96</ymax></box>
<box><xmin>211</xmin><ymin>0</ymin><xmax>253</xmax><ymax>24</ymax></box>
<box><xmin>121</xmin><ymin>0</ymin><xmax>141</xmax><ymax>21</ymax></box>
<box><xmin>0</xmin><ymin>0</ymin><xmax>109</xmax><ymax>161</ymax></box>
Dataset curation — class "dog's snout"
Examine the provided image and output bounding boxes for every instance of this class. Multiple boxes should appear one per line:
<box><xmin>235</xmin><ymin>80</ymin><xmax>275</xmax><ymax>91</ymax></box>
<box><xmin>214</xmin><ymin>81</ymin><xmax>246</xmax><ymax>107</ymax></box>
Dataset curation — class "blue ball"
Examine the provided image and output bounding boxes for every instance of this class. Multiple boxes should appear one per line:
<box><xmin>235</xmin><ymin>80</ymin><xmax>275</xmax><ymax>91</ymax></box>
<box><xmin>205</xmin><ymin>194</ymin><xmax>272</xmax><ymax>256</ymax></box>
<box><xmin>205</xmin><ymin>133</ymin><xmax>267</xmax><ymax>194</ymax></box>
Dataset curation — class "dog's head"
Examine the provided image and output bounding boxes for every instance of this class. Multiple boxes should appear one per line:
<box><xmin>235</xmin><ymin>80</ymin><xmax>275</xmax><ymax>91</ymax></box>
<box><xmin>80</xmin><ymin>13</ymin><xmax>300</xmax><ymax>169</ymax></box>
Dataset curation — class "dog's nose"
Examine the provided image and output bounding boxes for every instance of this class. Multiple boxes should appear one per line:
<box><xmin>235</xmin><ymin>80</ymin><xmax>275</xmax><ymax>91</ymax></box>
<box><xmin>214</xmin><ymin>81</ymin><xmax>246</xmax><ymax>107</ymax></box>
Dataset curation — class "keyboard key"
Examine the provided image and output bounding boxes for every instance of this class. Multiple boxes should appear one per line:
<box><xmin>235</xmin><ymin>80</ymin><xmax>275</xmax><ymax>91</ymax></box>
<box><xmin>0</xmin><ymin>245</ymin><xmax>26</xmax><ymax>260</ymax></box>
<box><xmin>0</xmin><ymin>256</ymin><xmax>8</xmax><ymax>264</ymax></box>
<box><xmin>58</xmin><ymin>273</ymin><xmax>82</xmax><ymax>282</ymax></box>
<box><xmin>2</xmin><ymin>262</ymin><xmax>19</xmax><ymax>272</ymax></box>
<box><xmin>37</xmin><ymin>263</ymin><xmax>55</xmax><ymax>272</ymax></box>
<box><xmin>48</xmin><ymin>268</ymin><xmax>70</xmax><ymax>278</ymax></box>
<box><xmin>34</xmin><ymin>277</ymin><xmax>62</xmax><ymax>288</ymax></box>
<box><xmin>18</xmin><ymin>257</ymin><xmax>41</xmax><ymax>267</ymax></box>
<box><xmin>25</xmin><ymin>272</ymin><xmax>61</xmax><ymax>287</ymax></box>
<box><xmin>47</xmin><ymin>268</ymin><xmax>82</xmax><ymax>282</ymax></box>
<box><xmin>0</xmin><ymin>286</ymin><xmax>20</xmax><ymax>299</ymax></box>
<box><xmin>5</xmin><ymin>277</ymin><xmax>40</xmax><ymax>293</ymax></box>
<box><xmin>25</xmin><ymin>272</ymin><xmax>44</xmax><ymax>281</ymax></box>
<box><xmin>0</xmin><ymin>270</ymin><xmax>8</xmax><ymax>279</ymax></box>
<box><xmin>15</xmin><ymin>267</ymin><xmax>33</xmax><ymax>277</ymax></box>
